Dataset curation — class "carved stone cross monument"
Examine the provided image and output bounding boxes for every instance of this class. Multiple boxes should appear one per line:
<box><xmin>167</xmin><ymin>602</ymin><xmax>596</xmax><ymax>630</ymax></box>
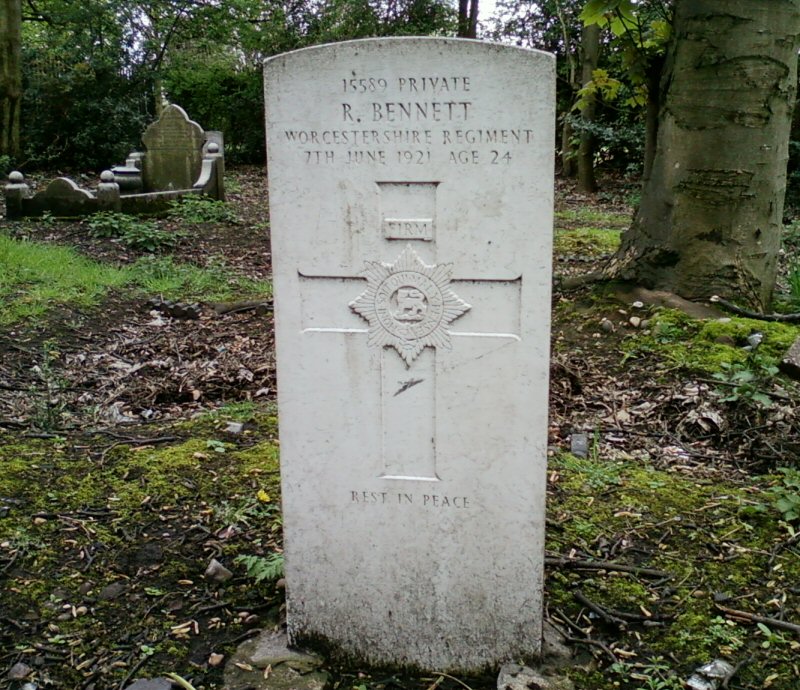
<box><xmin>265</xmin><ymin>38</ymin><xmax>555</xmax><ymax>672</ymax></box>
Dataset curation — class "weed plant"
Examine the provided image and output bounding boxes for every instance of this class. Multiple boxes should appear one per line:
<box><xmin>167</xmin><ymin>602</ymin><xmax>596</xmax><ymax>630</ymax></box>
<box><xmin>86</xmin><ymin>212</ymin><xmax>179</xmax><ymax>252</ymax></box>
<box><xmin>168</xmin><ymin>196</ymin><xmax>238</xmax><ymax>223</ymax></box>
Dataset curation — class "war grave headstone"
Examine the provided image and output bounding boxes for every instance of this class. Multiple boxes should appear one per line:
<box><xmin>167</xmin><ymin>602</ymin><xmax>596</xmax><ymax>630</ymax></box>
<box><xmin>264</xmin><ymin>38</ymin><xmax>555</xmax><ymax>672</ymax></box>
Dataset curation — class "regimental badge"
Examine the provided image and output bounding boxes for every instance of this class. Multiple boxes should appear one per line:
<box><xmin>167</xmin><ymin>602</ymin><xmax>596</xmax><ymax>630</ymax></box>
<box><xmin>349</xmin><ymin>245</ymin><xmax>471</xmax><ymax>366</ymax></box>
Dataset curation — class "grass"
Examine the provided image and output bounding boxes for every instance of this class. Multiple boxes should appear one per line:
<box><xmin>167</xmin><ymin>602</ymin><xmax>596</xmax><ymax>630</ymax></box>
<box><xmin>132</xmin><ymin>256</ymin><xmax>272</xmax><ymax>303</ymax></box>
<box><xmin>0</xmin><ymin>235</ymin><xmax>271</xmax><ymax>325</ymax></box>
<box><xmin>0</xmin><ymin>235</ymin><xmax>130</xmax><ymax>325</ymax></box>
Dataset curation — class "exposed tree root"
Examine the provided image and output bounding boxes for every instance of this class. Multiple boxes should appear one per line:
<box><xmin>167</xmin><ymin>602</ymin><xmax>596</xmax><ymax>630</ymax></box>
<box><xmin>710</xmin><ymin>295</ymin><xmax>800</xmax><ymax>323</ymax></box>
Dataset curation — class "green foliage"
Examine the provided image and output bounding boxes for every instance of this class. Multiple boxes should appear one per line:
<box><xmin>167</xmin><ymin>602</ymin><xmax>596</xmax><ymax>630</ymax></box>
<box><xmin>86</xmin><ymin>212</ymin><xmax>179</xmax><ymax>252</ymax></box>
<box><xmin>786</xmin><ymin>260</ymin><xmax>800</xmax><ymax>309</ymax></box>
<box><xmin>22</xmin><ymin>20</ymin><xmax>152</xmax><ymax>169</ymax></box>
<box><xmin>168</xmin><ymin>196</ymin><xmax>239</xmax><ymax>224</ymax></box>
<box><xmin>234</xmin><ymin>553</ymin><xmax>285</xmax><ymax>585</ymax></box>
<box><xmin>0</xmin><ymin>155</ymin><xmax>13</xmax><ymax>178</ymax></box>
<box><xmin>161</xmin><ymin>53</ymin><xmax>266</xmax><ymax>164</ymax></box>
<box><xmin>770</xmin><ymin>468</ymin><xmax>800</xmax><ymax>523</ymax></box>
<box><xmin>712</xmin><ymin>357</ymin><xmax>779</xmax><ymax>409</ymax></box>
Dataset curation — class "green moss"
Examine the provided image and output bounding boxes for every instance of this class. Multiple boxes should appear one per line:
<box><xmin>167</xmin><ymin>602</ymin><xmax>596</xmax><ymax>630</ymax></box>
<box><xmin>623</xmin><ymin>308</ymin><xmax>800</xmax><ymax>375</ymax></box>
<box><xmin>548</xmin><ymin>449</ymin><xmax>800</xmax><ymax>689</ymax></box>
<box><xmin>554</xmin><ymin>228</ymin><xmax>621</xmax><ymax>256</ymax></box>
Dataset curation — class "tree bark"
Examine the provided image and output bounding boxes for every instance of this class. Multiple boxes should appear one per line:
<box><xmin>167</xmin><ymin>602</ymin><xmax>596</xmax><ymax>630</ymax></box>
<box><xmin>641</xmin><ymin>56</ymin><xmax>663</xmax><ymax>183</ymax></box>
<box><xmin>0</xmin><ymin>0</ymin><xmax>22</xmax><ymax>159</ymax></box>
<box><xmin>615</xmin><ymin>0</ymin><xmax>800</xmax><ymax>309</ymax></box>
<box><xmin>576</xmin><ymin>22</ymin><xmax>600</xmax><ymax>193</ymax></box>
<box><xmin>457</xmin><ymin>0</ymin><xmax>478</xmax><ymax>39</ymax></box>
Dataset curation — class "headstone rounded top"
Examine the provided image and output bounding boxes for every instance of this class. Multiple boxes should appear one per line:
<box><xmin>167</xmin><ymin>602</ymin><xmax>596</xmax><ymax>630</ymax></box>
<box><xmin>208</xmin><ymin>142</ymin><xmax>220</xmax><ymax>154</ymax></box>
<box><xmin>100</xmin><ymin>170</ymin><xmax>115</xmax><ymax>182</ymax></box>
<box><xmin>9</xmin><ymin>171</ymin><xmax>24</xmax><ymax>183</ymax></box>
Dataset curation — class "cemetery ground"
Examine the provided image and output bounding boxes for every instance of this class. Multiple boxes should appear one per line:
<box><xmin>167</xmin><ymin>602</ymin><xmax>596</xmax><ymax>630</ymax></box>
<box><xmin>1</xmin><ymin>168</ymin><xmax>800</xmax><ymax>690</ymax></box>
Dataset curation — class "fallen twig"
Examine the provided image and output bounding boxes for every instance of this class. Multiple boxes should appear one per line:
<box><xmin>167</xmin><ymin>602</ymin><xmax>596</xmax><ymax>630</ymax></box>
<box><xmin>573</xmin><ymin>590</ymin><xmax>628</xmax><ymax>627</ymax></box>
<box><xmin>565</xmin><ymin>636</ymin><xmax>619</xmax><ymax>664</ymax></box>
<box><xmin>715</xmin><ymin>603</ymin><xmax>800</xmax><ymax>634</ymax></box>
<box><xmin>545</xmin><ymin>555</ymin><xmax>671</xmax><ymax>580</ymax></box>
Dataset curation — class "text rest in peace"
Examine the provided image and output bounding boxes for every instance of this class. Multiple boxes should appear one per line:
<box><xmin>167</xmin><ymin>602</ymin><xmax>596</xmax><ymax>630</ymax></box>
<box><xmin>351</xmin><ymin>491</ymin><xmax>469</xmax><ymax>508</ymax></box>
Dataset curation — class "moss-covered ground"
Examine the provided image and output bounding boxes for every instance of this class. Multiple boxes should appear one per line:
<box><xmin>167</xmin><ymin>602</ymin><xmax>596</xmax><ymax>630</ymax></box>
<box><xmin>1</xmin><ymin>172</ymin><xmax>799</xmax><ymax>690</ymax></box>
<box><xmin>0</xmin><ymin>407</ymin><xmax>284</xmax><ymax>689</ymax></box>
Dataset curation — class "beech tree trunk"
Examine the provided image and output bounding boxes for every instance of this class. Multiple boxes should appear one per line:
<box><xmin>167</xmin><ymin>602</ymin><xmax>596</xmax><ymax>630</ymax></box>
<box><xmin>0</xmin><ymin>0</ymin><xmax>22</xmax><ymax>159</ymax></box>
<box><xmin>576</xmin><ymin>22</ymin><xmax>600</xmax><ymax>193</ymax></box>
<box><xmin>615</xmin><ymin>0</ymin><xmax>800</xmax><ymax>309</ymax></box>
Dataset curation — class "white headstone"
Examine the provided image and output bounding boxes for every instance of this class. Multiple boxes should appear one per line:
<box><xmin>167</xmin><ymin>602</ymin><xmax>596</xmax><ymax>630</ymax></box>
<box><xmin>264</xmin><ymin>38</ymin><xmax>554</xmax><ymax>672</ymax></box>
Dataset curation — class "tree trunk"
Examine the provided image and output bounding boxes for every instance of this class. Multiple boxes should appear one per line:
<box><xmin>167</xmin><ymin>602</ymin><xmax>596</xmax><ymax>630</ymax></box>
<box><xmin>641</xmin><ymin>56</ymin><xmax>663</xmax><ymax>184</ymax></box>
<box><xmin>457</xmin><ymin>0</ymin><xmax>478</xmax><ymax>38</ymax></box>
<box><xmin>616</xmin><ymin>0</ymin><xmax>800</xmax><ymax>309</ymax></box>
<box><xmin>0</xmin><ymin>0</ymin><xmax>22</xmax><ymax>159</ymax></box>
<box><xmin>576</xmin><ymin>22</ymin><xmax>600</xmax><ymax>193</ymax></box>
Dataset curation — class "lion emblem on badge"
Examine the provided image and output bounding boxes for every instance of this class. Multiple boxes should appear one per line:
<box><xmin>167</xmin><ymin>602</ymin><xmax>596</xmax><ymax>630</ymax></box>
<box><xmin>349</xmin><ymin>245</ymin><xmax>471</xmax><ymax>366</ymax></box>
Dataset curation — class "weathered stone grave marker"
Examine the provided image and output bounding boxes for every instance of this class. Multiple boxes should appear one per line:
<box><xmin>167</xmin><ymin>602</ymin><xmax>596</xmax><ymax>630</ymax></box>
<box><xmin>141</xmin><ymin>104</ymin><xmax>205</xmax><ymax>191</ymax></box>
<box><xmin>265</xmin><ymin>38</ymin><xmax>554</xmax><ymax>671</ymax></box>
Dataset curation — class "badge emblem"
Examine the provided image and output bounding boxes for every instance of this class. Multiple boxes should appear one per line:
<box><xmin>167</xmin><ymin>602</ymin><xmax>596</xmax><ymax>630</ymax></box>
<box><xmin>349</xmin><ymin>245</ymin><xmax>471</xmax><ymax>366</ymax></box>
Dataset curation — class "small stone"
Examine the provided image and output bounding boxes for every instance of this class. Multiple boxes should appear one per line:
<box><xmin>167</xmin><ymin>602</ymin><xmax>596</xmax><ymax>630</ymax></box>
<box><xmin>632</xmin><ymin>300</ymin><xmax>644</xmax><ymax>309</ymax></box>
<box><xmin>208</xmin><ymin>653</ymin><xmax>225</xmax><ymax>667</ymax></box>
<box><xmin>204</xmin><ymin>558</ymin><xmax>233</xmax><ymax>583</ymax></box>
<box><xmin>629</xmin><ymin>316</ymin><xmax>642</xmax><ymax>328</ymax></box>
<box><xmin>32</xmin><ymin>517</ymin><xmax>47</xmax><ymax>525</ymax></box>
<box><xmin>74</xmin><ymin>606</ymin><xmax>88</xmax><ymax>617</ymax></box>
<box><xmin>744</xmin><ymin>332</ymin><xmax>763</xmax><ymax>350</ymax></box>
<box><xmin>570</xmin><ymin>433</ymin><xmax>589</xmax><ymax>458</ymax></box>
<box><xmin>599</xmin><ymin>318</ymin><xmax>614</xmax><ymax>333</ymax></box>
<box><xmin>98</xmin><ymin>581</ymin><xmax>127</xmax><ymax>601</ymax></box>
<box><xmin>225</xmin><ymin>422</ymin><xmax>244</xmax><ymax>434</ymax></box>
<box><xmin>8</xmin><ymin>662</ymin><xmax>33</xmax><ymax>680</ymax></box>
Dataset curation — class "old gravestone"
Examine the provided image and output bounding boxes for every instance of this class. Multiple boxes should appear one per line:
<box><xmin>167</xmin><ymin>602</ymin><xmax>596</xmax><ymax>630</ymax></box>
<box><xmin>264</xmin><ymin>38</ymin><xmax>555</xmax><ymax>671</ymax></box>
<box><xmin>141</xmin><ymin>104</ymin><xmax>205</xmax><ymax>192</ymax></box>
